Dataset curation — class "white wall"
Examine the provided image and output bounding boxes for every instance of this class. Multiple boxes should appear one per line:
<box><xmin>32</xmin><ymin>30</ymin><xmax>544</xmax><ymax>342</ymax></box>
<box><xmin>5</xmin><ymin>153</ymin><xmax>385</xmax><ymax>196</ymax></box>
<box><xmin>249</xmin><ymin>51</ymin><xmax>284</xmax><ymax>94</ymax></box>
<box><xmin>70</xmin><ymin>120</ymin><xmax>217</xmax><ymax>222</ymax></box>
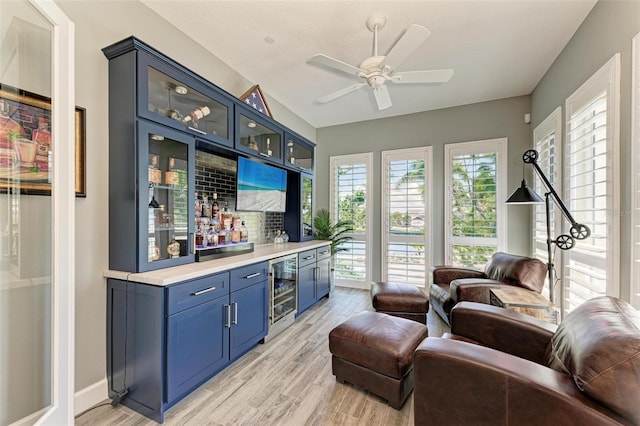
<box><xmin>53</xmin><ymin>0</ymin><xmax>315</xmax><ymax>404</ymax></box>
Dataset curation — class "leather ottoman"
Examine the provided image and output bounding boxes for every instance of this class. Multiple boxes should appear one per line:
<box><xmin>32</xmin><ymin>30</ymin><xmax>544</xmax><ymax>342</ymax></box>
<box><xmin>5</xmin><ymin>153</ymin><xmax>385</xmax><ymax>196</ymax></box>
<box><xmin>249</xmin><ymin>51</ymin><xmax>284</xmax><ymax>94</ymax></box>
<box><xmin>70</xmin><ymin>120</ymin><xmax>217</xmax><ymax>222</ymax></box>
<box><xmin>328</xmin><ymin>311</ymin><xmax>429</xmax><ymax>409</ymax></box>
<box><xmin>371</xmin><ymin>281</ymin><xmax>430</xmax><ymax>324</ymax></box>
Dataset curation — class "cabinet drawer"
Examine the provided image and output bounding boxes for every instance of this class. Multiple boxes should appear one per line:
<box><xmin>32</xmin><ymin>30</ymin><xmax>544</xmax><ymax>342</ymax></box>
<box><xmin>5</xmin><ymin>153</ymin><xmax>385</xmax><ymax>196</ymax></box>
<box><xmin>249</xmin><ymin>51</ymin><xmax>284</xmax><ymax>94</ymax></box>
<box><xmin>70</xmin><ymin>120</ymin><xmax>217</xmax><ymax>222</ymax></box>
<box><xmin>230</xmin><ymin>262</ymin><xmax>269</xmax><ymax>292</ymax></box>
<box><xmin>167</xmin><ymin>272</ymin><xmax>229</xmax><ymax>315</ymax></box>
<box><xmin>316</xmin><ymin>246</ymin><xmax>331</xmax><ymax>261</ymax></box>
<box><xmin>298</xmin><ymin>249</ymin><xmax>317</xmax><ymax>268</ymax></box>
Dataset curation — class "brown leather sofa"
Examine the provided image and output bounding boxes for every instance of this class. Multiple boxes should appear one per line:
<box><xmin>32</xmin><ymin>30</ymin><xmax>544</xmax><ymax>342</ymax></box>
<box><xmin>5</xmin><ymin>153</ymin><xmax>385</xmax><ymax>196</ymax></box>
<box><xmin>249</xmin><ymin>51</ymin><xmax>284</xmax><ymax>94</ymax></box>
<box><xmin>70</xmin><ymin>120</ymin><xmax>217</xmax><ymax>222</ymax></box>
<box><xmin>429</xmin><ymin>252</ymin><xmax>546</xmax><ymax>324</ymax></box>
<box><xmin>414</xmin><ymin>297</ymin><xmax>640</xmax><ymax>425</ymax></box>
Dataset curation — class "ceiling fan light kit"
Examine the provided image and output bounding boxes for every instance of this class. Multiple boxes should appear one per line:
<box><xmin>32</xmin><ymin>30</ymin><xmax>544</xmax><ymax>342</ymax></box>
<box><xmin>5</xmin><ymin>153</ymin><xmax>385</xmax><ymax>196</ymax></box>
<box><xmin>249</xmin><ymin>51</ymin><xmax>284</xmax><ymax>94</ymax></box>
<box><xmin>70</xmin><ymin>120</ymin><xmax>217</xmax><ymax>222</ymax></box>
<box><xmin>309</xmin><ymin>15</ymin><xmax>454</xmax><ymax>111</ymax></box>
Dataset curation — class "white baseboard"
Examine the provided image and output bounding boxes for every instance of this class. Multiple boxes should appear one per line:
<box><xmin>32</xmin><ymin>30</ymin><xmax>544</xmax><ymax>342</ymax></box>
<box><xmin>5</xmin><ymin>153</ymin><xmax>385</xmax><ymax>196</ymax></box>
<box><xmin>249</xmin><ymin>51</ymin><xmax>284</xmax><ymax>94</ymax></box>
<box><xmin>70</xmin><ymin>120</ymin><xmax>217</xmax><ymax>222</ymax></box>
<box><xmin>74</xmin><ymin>378</ymin><xmax>108</xmax><ymax>416</ymax></box>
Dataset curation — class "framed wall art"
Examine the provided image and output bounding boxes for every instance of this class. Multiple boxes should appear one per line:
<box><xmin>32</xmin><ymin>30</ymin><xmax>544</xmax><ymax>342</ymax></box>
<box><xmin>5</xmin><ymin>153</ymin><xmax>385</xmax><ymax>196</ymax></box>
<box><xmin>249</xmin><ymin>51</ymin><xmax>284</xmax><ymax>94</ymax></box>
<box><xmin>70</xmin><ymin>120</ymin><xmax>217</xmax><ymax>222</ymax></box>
<box><xmin>0</xmin><ymin>83</ymin><xmax>86</xmax><ymax>196</ymax></box>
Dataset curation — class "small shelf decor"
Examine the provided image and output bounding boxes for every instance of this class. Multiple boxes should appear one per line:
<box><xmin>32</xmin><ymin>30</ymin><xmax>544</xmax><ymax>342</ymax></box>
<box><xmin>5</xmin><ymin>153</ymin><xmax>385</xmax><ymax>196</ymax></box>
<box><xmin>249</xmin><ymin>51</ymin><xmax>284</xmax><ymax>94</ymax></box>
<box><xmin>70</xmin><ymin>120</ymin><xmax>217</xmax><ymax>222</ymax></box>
<box><xmin>239</xmin><ymin>84</ymin><xmax>272</xmax><ymax>118</ymax></box>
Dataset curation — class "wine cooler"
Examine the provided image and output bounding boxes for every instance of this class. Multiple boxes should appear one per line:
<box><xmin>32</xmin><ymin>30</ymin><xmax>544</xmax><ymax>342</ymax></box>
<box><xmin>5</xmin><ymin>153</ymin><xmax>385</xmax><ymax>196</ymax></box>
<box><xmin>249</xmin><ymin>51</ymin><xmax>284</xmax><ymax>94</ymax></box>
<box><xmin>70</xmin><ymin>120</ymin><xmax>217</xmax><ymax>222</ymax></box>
<box><xmin>265</xmin><ymin>254</ymin><xmax>298</xmax><ymax>341</ymax></box>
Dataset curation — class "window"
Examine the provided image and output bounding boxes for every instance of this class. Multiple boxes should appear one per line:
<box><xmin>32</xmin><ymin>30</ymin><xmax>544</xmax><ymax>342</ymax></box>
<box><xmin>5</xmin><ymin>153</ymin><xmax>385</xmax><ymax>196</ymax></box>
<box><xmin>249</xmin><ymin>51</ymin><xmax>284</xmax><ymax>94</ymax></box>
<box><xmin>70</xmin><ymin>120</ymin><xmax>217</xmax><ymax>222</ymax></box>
<box><xmin>444</xmin><ymin>139</ymin><xmax>507</xmax><ymax>268</ymax></box>
<box><xmin>631</xmin><ymin>33</ymin><xmax>640</xmax><ymax>309</ymax></box>
<box><xmin>329</xmin><ymin>153</ymin><xmax>372</xmax><ymax>288</ymax></box>
<box><xmin>381</xmin><ymin>147</ymin><xmax>432</xmax><ymax>286</ymax></box>
<box><xmin>532</xmin><ymin>107</ymin><xmax>562</xmax><ymax>301</ymax></box>
<box><xmin>563</xmin><ymin>54</ymin><xmax>620</xmax><ymax>315</ymax></box>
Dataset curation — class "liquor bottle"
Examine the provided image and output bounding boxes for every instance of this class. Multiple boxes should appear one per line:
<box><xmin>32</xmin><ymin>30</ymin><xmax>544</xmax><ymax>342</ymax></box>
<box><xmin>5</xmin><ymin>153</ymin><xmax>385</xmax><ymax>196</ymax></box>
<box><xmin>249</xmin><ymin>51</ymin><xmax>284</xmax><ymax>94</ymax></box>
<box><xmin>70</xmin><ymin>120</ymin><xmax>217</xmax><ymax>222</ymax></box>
<box><xmin>217</xmin><ymin>226</ymin><xmax>227</xmax><ymax>246</ymax></box>
<box><xmin>165</xmin><ymin>157</ymin><xmax>179</xmax><ymax>186</ymax></box>
<box><xmin>182</xmin><ymin>106</ymin><xmax>211</xmax><ymax>128</ymax></box>
<box><xmin>148</xmin><ymin>154</ymin><xmax>162</xmax><ymax>185</ymax></box>
<box><xmin>224</xmin><ymin>224</ymin><xmax>232</xmax><ymax>244</ymax></box>
<box><xmin>222</xmin><ymin>201</ymin><xmax>233</xmax><ymax>230</ymax></box>
<box><xmin>247</xmin><ymin>135</ymin><xmax>259</xmax><ymax>151</ymax></box>
<box><xmin>281</xmin><ymin>230</ymin><xmax>289</xmax><ymax>243</ymax></box>
<box><xmin>207</xmin><ymin>223</ymin><xmax>218</xmax><ymax>247</ymax></box>
<box><xmin>266</xmin><ymin>138</ymin><xmax>272</xmax><ymax>156</ymax></box>
<box><xmin>240</xmin><ymin>221</ymin><xmax>249</xmax><ymax>243</ymax></box>
<box><xmin>194</xmin><ymin>192</ymin><xmax>202</xmax><ymax>218</ymax></box>
<box><xmin>231</xmin><ymin>218</ymin><xmax>241</xmax><ymax>243</ymax></box>
<box><xmin>211</xmin><ymin>192</ymin><xmax>219</xmax><ymax>220</ymax></box>
<box><xmin>201</xmin><ymin>193</ymin><xmax>209</xmax><ymax>218</ymax></box>
<box><xmin>289</xmin><ymin>145</ymin><xmax>295</xmax><ymax>165</ymax></box>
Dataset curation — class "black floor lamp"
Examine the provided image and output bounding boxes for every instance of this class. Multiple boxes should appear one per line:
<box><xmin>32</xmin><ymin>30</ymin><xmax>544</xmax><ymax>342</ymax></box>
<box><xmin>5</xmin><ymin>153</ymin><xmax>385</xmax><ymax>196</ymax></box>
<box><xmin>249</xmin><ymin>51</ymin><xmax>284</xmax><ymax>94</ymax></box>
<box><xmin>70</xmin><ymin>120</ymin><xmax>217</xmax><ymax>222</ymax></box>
<box><xmin>506</xmin><ymin>149</ymin><xmax>590</xmax><ymax>303</ymax></box>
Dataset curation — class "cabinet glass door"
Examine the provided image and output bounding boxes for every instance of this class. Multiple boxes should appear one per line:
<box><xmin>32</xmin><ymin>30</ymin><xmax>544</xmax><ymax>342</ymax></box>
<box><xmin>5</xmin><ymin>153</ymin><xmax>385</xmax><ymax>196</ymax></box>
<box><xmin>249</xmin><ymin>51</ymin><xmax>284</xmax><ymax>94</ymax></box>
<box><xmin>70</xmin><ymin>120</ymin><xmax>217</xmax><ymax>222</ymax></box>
<box><xmin>302</xmin><ymin>174</ymin><xmax>313</xmax><ymax>239</ymax></box>
<box><xmin>140</xmin><ymin>53</ymin><xmax>233</xmax><ymax>148</ymax></box>
<box><xmin>236</xmin><ymin>109</ymin><xmax>283</xmax><ymax>163</ymax></box>
<box><xmin>285</xmin><ymin>133</ymin><xmax>314</xmax><ymax>172</ymax></box>
<box><xmin>141</xmin><ymin>122</ymin><xmax>194</xmax><ymax>270</ymax></box>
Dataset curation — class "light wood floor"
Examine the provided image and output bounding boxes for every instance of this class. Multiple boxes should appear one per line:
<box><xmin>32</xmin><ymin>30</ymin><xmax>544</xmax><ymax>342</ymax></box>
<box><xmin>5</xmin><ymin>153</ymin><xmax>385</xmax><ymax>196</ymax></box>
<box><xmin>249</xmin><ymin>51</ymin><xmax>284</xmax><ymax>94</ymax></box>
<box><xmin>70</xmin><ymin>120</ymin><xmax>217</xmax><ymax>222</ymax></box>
<box><xmin>76</xmin><ymin>287</ymin><xmax>449</xmax><ymax>426</ymax></box>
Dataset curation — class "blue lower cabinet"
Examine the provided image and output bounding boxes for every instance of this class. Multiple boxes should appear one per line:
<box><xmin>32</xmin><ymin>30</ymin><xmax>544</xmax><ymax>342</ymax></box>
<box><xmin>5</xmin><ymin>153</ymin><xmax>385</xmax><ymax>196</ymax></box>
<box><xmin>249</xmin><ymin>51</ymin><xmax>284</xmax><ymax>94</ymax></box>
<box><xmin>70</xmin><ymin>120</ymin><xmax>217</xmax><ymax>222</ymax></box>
<box><xmin>167</xmin><ymin>295</ymin><xmax>229</xmax><ymax>403</ymax></box>
<box><xmin>230</xmin><ymin>280</ymin><xmax>268</xmax><ymax>360</ymax></box>
<box><xmin>298</xmin><ymin>263</ymin><xmax>316</xmax><ymax>314</ymax></box>
<box><xmin>297</xmin><ymin>247</ymin><xmax>332</xmax><ymax>316</ymax></box>
<box><xmin>107</xmin><ymin>265</ymin><xmax>269</xmax><ymax>423</ymax></box>
<box><xmin>316</xmin><ymin>256</ymin><xmax>331</xmax><ymax>299</ymax></box>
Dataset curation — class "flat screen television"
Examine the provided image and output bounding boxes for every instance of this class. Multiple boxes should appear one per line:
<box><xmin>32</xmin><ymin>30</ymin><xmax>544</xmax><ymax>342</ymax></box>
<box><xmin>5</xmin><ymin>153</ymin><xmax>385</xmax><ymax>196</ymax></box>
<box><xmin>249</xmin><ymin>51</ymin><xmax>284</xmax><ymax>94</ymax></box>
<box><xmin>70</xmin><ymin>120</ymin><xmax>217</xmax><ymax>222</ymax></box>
<box><xmin>236</xmin><ymin>156</ymin><xmax>287</xmax><ymax>212</ymax></box>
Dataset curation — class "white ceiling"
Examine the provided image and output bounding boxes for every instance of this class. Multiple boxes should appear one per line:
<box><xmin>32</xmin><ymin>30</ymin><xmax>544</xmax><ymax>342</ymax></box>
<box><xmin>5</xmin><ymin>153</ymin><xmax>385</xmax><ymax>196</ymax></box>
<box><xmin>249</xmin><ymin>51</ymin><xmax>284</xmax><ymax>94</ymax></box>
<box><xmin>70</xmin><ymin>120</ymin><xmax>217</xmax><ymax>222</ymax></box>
<box><xmin>142</xmin><ymin>0</ymin><xmax>597</xmax><ymax>129</ymax></box>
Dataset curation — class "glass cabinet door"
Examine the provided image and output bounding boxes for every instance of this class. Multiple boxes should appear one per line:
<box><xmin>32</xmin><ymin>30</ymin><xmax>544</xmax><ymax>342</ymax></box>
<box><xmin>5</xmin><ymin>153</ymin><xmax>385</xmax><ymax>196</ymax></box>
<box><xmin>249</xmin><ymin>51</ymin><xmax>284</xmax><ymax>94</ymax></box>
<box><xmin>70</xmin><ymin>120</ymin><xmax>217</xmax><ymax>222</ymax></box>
<box><xmin>236</xmin><ymin>107</ymin><xmax>283</xmax><ymax>163</ymax></box>
<box><xmin>285</xmin><ymin>132</ymin><xmax>314</xmax><ymax>172</ymax></box>
<box><xmin>301</xmin><ymin>174</ymin><xmax>313</xmax><ymax>239</ymax></box>
<box><xmin>140</xmin><ymin>121</ymin><xmax>195</xmax><ymax>270</ymax></box>
<box><xmin>139</xmin><ymin>53</ymin><xmax>234</xmax><ymax>148</ymax></box>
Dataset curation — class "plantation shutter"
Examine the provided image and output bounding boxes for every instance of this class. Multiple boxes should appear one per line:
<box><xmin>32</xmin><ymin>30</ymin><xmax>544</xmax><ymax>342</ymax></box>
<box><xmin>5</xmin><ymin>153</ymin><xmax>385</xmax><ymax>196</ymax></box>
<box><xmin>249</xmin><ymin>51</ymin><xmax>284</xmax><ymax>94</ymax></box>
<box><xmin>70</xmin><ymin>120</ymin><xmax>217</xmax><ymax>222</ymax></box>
<box><xmin>563</xmin><ymin>54</ymin><xmax>620</xmax><ymax>315</ymax></box>
<box><xmin>330</xmin><ymin>153</ymin><xmax>372</xmax><ymax>286</ymax></box>
<box><xmin>382</xmin><ymin>148</ymin><xmax>432</xmax><ymax>286</ymax></box>
<box><xmin>444</xmin><ymin>139</ymin><xmax>507</xmax><ymax>269</ymax></box>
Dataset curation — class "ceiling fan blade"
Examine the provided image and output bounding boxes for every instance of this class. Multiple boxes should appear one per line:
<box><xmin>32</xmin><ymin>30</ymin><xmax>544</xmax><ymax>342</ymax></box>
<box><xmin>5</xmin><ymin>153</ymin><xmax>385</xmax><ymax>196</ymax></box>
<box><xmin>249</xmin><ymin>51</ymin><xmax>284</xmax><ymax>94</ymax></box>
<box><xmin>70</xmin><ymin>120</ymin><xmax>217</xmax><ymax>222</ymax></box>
<box><xmin>380</xmin><ymin>24</ymin><xmax>431</xmax><ymax>71</ymax></box>
<box><xmin>391</xmin><ymin>69</ymin><xmax>454</xmax><ymax>84</ymax></box>
<box><xmin>373</xmin><ymin>85</ymin><xmax>392</xmax><ymax>110</ymax></box>
<box><xmin>308</xmin><ymin>54</ymin><xmax>364</xmax><ymax>77</ymax></box>
<box><xmin>317</xmin><ymin>83</ymin><xmax>366</xmax><ymax>103</ymax></box>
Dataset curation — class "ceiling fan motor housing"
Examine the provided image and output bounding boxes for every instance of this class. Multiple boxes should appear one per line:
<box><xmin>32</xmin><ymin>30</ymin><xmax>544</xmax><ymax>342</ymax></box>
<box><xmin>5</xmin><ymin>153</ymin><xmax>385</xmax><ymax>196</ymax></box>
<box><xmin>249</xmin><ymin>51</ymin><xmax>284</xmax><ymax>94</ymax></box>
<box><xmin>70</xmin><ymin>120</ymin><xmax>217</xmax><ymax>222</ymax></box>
<box><xmin>358</xmin><ymin>56</ymin><xmax>390</xmax><ymax>88</ymax></box>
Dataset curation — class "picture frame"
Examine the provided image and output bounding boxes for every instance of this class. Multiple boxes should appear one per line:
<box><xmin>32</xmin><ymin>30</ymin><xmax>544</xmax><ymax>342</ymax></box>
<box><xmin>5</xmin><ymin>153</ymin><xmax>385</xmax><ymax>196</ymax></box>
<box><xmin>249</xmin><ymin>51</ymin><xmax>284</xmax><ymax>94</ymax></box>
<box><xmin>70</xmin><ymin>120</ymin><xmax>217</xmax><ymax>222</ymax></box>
<box><xmin>239</xmin><ymin>84</ymin><xmax>273</xmax><ymax>118</ymax></box>
<box><xmin>0</xmin><ymin>83</ymin><xmax>86</xmax><ymax>197</ymax></box>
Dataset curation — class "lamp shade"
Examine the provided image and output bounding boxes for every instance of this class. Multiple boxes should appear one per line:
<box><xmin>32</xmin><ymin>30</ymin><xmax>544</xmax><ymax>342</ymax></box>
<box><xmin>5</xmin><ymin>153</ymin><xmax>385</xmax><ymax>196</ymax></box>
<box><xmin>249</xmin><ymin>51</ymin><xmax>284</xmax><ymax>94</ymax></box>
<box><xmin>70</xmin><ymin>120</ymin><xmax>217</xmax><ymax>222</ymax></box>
<box><xmin>505</xmin><ymin>179</ymin><xmax>543</xmax><ymax>204</ymax></box>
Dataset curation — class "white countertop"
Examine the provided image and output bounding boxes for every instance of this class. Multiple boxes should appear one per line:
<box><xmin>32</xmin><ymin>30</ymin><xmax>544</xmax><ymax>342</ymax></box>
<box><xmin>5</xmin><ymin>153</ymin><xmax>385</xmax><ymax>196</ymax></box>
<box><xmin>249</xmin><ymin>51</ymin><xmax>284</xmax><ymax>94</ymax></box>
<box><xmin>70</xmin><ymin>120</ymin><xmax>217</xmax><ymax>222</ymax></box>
<box><xmin>103</xmin><ymin>240</ymin><xmax>330</xmax><ymax>286</ymax></box>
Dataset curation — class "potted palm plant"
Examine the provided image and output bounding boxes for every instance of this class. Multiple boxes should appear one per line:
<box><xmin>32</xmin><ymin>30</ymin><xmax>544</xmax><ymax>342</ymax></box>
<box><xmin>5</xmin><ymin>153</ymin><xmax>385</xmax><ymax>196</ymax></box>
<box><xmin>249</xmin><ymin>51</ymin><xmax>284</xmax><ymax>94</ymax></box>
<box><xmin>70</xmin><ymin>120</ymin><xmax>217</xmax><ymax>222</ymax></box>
<box><xmin>314</xmin><ymin>208</ymin><xmax>353</xmax><ymax>290</ymax></box>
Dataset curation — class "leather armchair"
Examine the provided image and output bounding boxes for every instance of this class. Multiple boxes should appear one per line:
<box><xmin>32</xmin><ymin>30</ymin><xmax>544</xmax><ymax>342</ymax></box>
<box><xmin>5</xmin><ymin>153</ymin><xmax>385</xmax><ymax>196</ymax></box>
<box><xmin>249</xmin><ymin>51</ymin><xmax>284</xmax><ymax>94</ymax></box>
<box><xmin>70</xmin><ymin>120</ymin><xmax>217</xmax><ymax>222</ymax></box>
<box><xmin>414</xmin><ymin>297</ymin><xmax>640</xmax><ymax>425</ymax></box>
<box><xmin>429</xmin><ymin>252</ymin><xmax>546</xmax><ymax>324</ymax></box>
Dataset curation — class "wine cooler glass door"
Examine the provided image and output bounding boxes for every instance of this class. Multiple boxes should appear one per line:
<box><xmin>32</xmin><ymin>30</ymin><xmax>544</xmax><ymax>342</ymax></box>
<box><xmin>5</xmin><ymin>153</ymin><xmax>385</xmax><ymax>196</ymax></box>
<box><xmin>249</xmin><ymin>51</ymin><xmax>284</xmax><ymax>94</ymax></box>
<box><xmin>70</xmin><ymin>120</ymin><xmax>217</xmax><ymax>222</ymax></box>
<box><xmin>270</xmin><ymin>254</ymin><xmax>297</xmax><ymax>325</ymax></box>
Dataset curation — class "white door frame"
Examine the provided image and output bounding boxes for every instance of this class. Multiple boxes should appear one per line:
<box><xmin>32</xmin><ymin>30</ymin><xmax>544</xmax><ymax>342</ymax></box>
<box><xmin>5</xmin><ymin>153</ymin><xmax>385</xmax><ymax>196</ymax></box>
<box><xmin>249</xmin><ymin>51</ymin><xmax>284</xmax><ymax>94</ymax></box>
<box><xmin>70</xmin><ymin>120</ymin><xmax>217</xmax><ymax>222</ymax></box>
<box><xmin>11</xmin><ymin>1</ymin><xmax>76</xmax><ymax>425</ymax></box>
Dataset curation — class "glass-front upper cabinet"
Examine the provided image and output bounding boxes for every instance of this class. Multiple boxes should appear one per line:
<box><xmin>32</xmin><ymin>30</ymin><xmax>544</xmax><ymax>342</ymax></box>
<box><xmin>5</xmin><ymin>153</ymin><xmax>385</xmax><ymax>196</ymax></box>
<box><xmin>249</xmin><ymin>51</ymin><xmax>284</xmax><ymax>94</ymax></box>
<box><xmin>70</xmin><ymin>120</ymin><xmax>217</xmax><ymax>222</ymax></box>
<box><xmin>138</xmin><ymin>52</ymin><xmax>234</xmax><ymax>149</ymax></box>
<box><xmin>139</xmin><ymin>121</ymin><xmax>195</xmax><ymax>271</ymax></box>
<box><xmin>284</xmin><ymin>132</ymin><xmax>314</xmax><ymax>173</ymax></box>
<box><xmin>301</xmin><ymin>173</ymin><xmax>313</xmax><ymax>239</ymax></box>
<box><xmin>284</xmin><ymin>172</ymin><xmax>314</xmax><ymax>242</ymax></box>
<box><xmin>235</xmin><ymin>104</ymin><xmax>283</xmax><ymax>164</ymax></box>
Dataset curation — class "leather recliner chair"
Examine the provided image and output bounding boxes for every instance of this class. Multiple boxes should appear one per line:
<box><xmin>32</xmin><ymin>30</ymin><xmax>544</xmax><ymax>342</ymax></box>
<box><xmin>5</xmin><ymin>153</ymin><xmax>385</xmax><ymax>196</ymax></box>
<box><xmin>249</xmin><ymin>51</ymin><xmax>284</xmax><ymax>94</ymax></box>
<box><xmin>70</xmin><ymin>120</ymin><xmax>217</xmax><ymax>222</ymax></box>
<box><xmin>414</xmin><ymin>297</ymin><xmax>640</xmax><ymax>425</ymax></box>
<box><xmin>430</xmin><ymin>252</ymin><xmax>547</xmax><ymax>324</ymax></box>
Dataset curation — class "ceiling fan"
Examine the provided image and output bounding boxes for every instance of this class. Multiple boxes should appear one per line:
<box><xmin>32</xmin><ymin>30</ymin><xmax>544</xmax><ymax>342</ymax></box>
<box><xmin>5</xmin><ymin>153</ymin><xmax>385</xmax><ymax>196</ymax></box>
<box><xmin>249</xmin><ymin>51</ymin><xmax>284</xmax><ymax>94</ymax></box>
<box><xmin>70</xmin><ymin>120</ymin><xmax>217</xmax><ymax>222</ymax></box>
<box><xmin>308</xmin><ymin>15</ymin><xmax>454</xmax><ymax>111</ymax></box>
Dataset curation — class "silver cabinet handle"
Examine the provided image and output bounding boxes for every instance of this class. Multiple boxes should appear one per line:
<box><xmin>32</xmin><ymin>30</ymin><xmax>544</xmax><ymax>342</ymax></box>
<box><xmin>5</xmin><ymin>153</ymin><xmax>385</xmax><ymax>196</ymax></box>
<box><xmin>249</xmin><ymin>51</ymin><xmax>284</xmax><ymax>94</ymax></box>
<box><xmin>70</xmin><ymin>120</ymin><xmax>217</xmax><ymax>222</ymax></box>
<box><xmin>244</xmin><ymin>272</ymin><xmax>261</xmax><ymax>279</ymax></box>
<box><xmin>319</xmin><ymin>250</ymin><xmax>329</xmax><ymax>256</ymax></box>
<box><xmin>303</xmin><ymin>255</ymin><xmax>315</xmax><ymax>260</ymax></box>
<box><xmin>232</xmin><ymin>302</ymin><xmax>238</xmax><ymax>325</ymax></box>
<box><xmin>313</xmin><ymin>266</ymin><xmax>318</xmax><ymax>281</ymax></box>
<box><xmin>188</xmin><ymin>126</ymin><xmax>206</xmax><ymax>135</ymax></box>
<box><xmin>225</xmin><ymin>304</ymin><xmax>231</xmax><ymax>328</ymax></box>
<box><xmin>191</xmin><ymin>286</ymin><xmax>216</xmax><ymax>296</ymax></box>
